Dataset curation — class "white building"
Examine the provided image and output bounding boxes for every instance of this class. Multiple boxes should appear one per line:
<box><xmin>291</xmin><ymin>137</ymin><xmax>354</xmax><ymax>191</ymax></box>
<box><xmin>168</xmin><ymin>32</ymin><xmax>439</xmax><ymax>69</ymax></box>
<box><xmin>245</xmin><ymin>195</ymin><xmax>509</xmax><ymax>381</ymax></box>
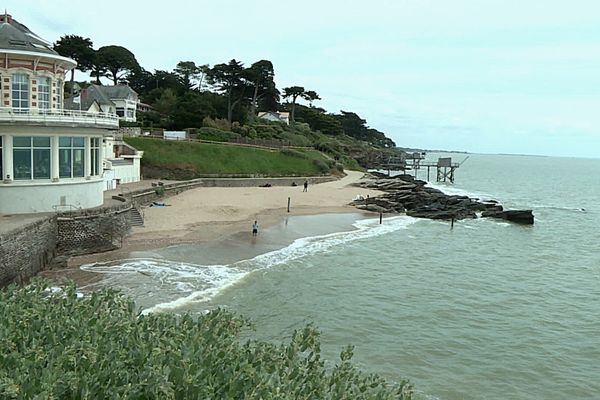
<box><xmin>65</xmin><ymin>84</ymin><xmax>139</xmax><ymax>122</ymax></box>
<box><xmin>0</xmin><ymin>14</ymin><xmax>140</xmax><ymax>214</ymax></box>
<box><xmin>102</xmin><ymin>135</ymin><xmax>143</xmax><ymax>190</ymax></box>
<box><xmin>257</xmin><ymin>111</ymin><xmax>290</xmax><ymax>125</ymax></box>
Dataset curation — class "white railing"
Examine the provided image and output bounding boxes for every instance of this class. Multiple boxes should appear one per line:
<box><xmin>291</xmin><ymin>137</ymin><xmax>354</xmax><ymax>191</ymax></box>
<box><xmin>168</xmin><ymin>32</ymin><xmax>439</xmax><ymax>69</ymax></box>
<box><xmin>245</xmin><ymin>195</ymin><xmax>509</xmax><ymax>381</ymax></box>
<box><xmin>0</xmin><ymin>107</ymin><xmax>119</xmax><ymax>128</ymax></box>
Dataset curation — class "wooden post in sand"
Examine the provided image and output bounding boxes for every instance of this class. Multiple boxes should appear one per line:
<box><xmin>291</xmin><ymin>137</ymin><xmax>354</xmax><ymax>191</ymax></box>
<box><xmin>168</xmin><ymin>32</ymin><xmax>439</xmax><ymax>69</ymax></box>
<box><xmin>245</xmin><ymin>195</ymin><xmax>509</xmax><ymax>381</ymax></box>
<box><xmin>379</xmin><ymin>212</ymin><xmax>383</xmax><ymax>224</ymax></box>
<box><xmin>287</xmin><ymin>197</ymin><xmax>290</xmax><ymax>213</ymax></box>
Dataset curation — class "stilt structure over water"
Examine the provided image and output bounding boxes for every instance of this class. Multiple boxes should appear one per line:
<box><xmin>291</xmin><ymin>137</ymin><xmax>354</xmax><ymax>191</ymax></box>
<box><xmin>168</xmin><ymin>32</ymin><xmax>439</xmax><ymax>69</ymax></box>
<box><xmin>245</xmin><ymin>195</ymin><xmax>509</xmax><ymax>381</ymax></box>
<box><xmin>371</xmin><ymin>151</ymin><xmax>466</xmax><ymax>183</ymax></box>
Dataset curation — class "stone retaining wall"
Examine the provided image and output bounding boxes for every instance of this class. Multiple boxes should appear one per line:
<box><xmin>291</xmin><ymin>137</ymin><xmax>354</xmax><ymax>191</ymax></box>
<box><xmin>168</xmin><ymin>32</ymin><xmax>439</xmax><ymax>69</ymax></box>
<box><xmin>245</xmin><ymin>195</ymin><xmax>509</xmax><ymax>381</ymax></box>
<box><xmin>0</xmin><ymin>217</ymin><xmax>57</xmax><ymax>286</ymax></box>
<box><xmin>56</xmin><ymin>203</ymin><xmax>133</xmax><ymax>255</ymax></box>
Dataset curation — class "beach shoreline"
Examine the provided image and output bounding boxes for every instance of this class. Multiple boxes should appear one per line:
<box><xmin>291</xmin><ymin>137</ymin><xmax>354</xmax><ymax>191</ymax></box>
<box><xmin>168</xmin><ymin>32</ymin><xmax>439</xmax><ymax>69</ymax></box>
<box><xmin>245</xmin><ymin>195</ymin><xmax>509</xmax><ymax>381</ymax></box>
<box><xmin>41</xmin><ymin>171</ymin><xmax>383</xmax><ymax>286</ymax></box>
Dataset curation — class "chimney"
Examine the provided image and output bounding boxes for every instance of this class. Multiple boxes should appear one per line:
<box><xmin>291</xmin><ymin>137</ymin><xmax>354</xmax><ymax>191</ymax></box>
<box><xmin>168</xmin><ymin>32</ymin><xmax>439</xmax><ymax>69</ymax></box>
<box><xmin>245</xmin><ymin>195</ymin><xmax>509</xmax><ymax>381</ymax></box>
<box><xmin>2</xmin><ymin>12</ymin><xmax>12</xmax><ymax>24</ymax></box>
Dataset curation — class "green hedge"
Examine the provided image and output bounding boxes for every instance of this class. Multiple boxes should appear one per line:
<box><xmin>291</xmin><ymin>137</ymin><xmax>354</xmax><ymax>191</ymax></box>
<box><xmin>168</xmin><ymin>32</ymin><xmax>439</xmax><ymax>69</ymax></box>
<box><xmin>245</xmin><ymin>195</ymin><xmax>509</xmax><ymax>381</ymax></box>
<box><xmin>197</xmin><ymin>127</ymin><xmax>242</xmax><ymax>142</ymax></box>
<box><xmin>0</xmin><ymin>281</ymin><xmax>413</xmax><ymax>399</ymax></box>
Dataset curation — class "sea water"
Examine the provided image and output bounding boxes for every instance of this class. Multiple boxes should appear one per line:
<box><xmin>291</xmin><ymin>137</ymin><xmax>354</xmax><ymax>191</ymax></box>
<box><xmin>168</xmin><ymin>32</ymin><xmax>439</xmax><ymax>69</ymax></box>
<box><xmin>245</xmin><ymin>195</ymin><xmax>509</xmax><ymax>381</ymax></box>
<box><xmin>81</xmin><ymin>153</ymin><xmax>600</xmax><ymax>400</ymax></box>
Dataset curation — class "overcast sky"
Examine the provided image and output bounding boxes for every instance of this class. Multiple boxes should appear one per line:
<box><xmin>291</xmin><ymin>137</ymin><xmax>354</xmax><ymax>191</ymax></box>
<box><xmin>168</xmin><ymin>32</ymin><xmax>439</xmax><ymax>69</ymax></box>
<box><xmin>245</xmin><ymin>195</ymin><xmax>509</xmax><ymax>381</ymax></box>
<box><xmin>7</xmin><ymin>0</ymin><xmax>600</xmax><ymax>157</ymax></box>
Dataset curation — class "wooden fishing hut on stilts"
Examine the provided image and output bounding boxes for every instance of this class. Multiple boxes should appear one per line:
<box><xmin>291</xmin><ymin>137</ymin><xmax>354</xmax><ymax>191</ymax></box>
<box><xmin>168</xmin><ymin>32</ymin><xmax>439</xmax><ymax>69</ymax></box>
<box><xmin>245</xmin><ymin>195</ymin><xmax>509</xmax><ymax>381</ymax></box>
<box><xmin>371</xmin><ymin>151</ymin><xmax>466</xmax><ymax>183</ymax></box>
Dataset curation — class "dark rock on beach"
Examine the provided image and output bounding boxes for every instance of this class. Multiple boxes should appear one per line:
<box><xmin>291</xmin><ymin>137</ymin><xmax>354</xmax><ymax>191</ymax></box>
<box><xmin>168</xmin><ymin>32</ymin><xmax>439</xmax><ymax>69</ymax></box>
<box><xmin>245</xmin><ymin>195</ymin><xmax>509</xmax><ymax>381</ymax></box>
<box><xmin>481</xmin><ymin>209</ymin><xmax>534</xmax><ymax>225</ymax></box>
<box><xmin>352</xmin><ymin>175</ymin><xmax>534</xmax><ymax>225</ymax></box>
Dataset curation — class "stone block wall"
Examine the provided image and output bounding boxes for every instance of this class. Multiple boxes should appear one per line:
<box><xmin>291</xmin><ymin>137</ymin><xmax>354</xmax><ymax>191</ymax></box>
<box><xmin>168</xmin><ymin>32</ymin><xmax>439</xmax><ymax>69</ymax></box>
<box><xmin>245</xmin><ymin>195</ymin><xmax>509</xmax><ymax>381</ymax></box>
<box><xmin>56</xmin><ymin>204</ymin><xmax>132</xmax><ymax>255</ymax></box>
<box><xmin>0</xmin><ymin>217</ymin><xmax>57</xmax><ymax>286</ymax></box>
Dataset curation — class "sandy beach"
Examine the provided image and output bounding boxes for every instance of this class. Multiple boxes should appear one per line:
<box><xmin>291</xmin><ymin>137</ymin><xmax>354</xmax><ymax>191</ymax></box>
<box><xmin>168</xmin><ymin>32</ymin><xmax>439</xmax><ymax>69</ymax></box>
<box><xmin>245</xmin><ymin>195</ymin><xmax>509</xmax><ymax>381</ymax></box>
<box><xmin>46</xmin><ymin>170</ymin><xmax>382</xmax><ymax>282</ymax></box>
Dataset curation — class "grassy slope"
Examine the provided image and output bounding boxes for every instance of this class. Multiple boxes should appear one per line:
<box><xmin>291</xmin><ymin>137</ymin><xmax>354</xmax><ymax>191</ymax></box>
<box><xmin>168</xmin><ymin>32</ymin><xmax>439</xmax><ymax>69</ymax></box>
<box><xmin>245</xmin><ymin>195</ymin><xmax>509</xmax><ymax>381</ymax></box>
<box><xmin>125</xmin><ymin>137</ymin><xmax>334</xmax><ymax>177</ymax></box>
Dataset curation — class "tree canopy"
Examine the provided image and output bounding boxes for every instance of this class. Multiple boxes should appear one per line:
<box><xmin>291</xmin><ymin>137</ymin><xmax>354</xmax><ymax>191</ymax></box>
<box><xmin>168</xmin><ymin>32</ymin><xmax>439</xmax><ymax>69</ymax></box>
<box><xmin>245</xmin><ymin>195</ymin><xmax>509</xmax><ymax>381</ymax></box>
<box><xmin>53</xmin><ymin>35</ymin><xmax>95</xmax><ymax>89</ymax></box>
<box><xmin>96</xmin><ymin>45</ymin><xmax>140</xmax><ymax>85</ymax></box>
<box><xmin>54</xmin><ymin>31</ymin><xmax>402</xmax><ymax>163</ymax></box>
<box><xmin>207</xmin><ymin>59</ymin><xmax>249</xmax><ymax>127</ymax></box>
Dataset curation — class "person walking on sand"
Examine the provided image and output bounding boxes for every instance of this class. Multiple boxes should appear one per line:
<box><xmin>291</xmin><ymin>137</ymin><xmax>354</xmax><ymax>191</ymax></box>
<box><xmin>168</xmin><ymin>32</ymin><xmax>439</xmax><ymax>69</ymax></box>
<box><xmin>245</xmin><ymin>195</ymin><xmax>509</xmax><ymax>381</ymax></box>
<box><xmin>252</xmin><ymin>220</ymin><xmax>259</xmax><ymax>237</ymax></box>
<box><xmin>303</xmin><ymin>180</ymin><xmax>308</xmax><ymax>192</ymax></box>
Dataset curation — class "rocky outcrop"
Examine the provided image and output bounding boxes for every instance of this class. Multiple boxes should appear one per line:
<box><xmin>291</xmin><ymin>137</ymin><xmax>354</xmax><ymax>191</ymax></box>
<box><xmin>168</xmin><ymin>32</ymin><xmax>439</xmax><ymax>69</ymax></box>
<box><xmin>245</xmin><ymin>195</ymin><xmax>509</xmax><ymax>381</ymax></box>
<box><xmin>481</xmin><ymin>209</ymin><xmax>534</xmax><ymax>224</ymax></box>
<box><xmin>352</xmin><ymin>175</ymin><xmax>534</xmax><ymax>225</ymax></box>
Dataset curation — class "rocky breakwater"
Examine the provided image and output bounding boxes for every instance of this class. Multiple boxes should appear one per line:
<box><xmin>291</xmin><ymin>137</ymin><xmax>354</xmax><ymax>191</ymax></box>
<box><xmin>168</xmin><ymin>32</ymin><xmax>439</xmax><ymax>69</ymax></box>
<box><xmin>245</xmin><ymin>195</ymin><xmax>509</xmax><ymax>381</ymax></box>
<box><xmin>352</xmin><ymin>174</ymin><xmax>534</xmax><ymax>225</ymax></box>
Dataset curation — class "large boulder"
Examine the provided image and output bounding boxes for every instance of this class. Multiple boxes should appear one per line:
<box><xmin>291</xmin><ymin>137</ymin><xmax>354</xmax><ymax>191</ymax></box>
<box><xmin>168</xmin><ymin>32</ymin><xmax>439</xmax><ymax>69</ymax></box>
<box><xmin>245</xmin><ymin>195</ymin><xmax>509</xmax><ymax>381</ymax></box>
<box><xmin>482</xmin><ymin>210</ymin><xmax>534</xmax><ymax>224</ymax></box>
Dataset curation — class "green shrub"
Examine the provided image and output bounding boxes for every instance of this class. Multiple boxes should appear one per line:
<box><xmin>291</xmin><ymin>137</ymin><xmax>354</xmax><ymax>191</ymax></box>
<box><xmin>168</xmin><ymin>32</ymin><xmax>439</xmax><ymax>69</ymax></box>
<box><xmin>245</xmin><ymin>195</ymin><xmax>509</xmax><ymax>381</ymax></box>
<box><xmin>280</xmin><ymin>132</ymin><xmax>313</xmax><ymax>147</ymax></box>
<box><xmin>197</xmin><ymin>127</ymin><xmax>241</xmax><ymax>142</ymax></box>
<box><xmin>0</xmin><ymin>280</ymin><xmax>413</xmax><ymax>399</ymax></box>
<box><xmin>313</xmin><ymin>159</ymin><xmax>331</xmax><ymax>174</ymax></box>
<box><xmin>280</xmin><ymin>148</ymin><xmax>309</xmax><ymax>159</ymax></box>
<box><xmin>202</xmin><ymin>116</ymin><xmax>230</xmax><ymax>131</ymax></box>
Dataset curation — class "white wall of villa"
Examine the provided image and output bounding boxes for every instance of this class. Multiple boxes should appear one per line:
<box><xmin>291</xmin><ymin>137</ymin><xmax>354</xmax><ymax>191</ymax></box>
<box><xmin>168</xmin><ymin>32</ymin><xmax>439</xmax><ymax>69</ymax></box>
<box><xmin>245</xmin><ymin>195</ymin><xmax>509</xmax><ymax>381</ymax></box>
<box><xmin>0</xmin><ymin>178</ymin><xmax>104</xmax><ymax>213</ymax></box>
<box><xmin>0</xmin><ymin>126</ymin><xmax>106</xmax><ymax>213</ymax></box>
<box><xmin>0</xmin><ymin>14</ymin><xmax>133</xmax><ymax>214</ymax></box>
<box><xmin>113</xmin><ymin>98</ymin><xmax>137</xmax><ymax>122</ymax></box>
<box><xmin>102</xmin><ymin>135</ymin><xmax>143</xmax><ymax>188</ymax></box>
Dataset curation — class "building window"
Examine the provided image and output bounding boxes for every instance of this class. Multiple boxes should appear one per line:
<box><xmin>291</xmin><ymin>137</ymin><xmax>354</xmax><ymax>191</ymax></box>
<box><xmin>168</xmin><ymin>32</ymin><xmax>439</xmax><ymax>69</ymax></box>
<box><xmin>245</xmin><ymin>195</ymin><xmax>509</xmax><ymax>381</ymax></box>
<box><xmin>38</xmin><ymin>77</ymin><xmax>50</xmax><ymax>111</ymax></box>
<box><xmin>126</xmin><ymin>108</ymin><xmax>134</xmax><ymax>118</ymax></box>
<box><xmin>90</xmin><ymin>137</ymin><xmax>101</xmax><ymax>176</ymax></box>
<box><xmin>12</xmin><ymin>74</ymin><xmax>29</xmax><ymax>112</ymax></box>
<box><xmin>56</xmin><ymin>80</ymin><xmax>62</xmax><ymax>109</ymax></box>
<box><xmin>116</xmin><ymin>107</ymin><xmax>125</xmax><ymax>117</ymax></box>
<box><xmin>0</xmin><ymin>136</ymin><xmax>3</xmax><ymax>180</ymax></box>
<box><xmin>13</xmin><ymin>136</ymin><xmax>51</xmax><ymax>180</ymax></box>
<box><xmin>59</xmin><ymin>137</ymin><xmax>85</xmax><ymax>178</ymax></box>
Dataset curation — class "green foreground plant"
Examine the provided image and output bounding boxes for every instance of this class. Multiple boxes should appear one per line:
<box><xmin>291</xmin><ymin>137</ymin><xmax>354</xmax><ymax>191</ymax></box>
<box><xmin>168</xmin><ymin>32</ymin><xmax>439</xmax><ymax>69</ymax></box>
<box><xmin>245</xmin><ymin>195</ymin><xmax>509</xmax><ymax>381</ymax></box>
<box><xmin>0</xmin><ymin>280</ymin><xmax>413</xmax><ymax>399</ymax></box>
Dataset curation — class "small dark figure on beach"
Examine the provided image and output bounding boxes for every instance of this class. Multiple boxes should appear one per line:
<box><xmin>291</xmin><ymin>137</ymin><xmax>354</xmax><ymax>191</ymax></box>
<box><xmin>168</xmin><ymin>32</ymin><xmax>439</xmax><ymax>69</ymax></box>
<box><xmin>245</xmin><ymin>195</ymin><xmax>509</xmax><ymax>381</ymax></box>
<box><xmin>252</xmin><ymin>220</ymin><xmax>258</xmax><ymax>236</ymax></box>
<box><xmin>292</xmin><ymin>181</ymin><xmax>297</xmax><ymax>187</ymax></box>
<box><xmin>303</xmin><ymin>180</ymin><xmax>308</xmax><ymax>192</ymax></box>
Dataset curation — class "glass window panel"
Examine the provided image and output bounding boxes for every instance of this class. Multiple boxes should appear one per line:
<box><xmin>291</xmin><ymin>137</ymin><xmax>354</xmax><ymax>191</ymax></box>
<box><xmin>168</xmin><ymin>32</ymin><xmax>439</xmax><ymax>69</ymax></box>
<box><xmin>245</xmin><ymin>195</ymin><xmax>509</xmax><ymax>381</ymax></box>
<box><xmin>56</xmin><ymin>80</ymin><xmax>62</xmax><ymax>104</ymax></box>
<box><xmin>13</xmin><ymin>136</ymin><xmax>31</xmax><ymax>147</ymax></box>
<box><xmin>0</xmin><ymin>136</ymin><xmax>3</xmax><ymax>179</ymax></box>
<box><xmin>59</xmin><ymin>148</ymin><xmax>72</xmax><ymax>178</ymax></box>
<box><xmin>33</xmin><ymin>136</ymin><xmax>50</xmax><ymax>147</ymax></box>
<box><xmin>73</xmin><ymin>149</ymin><xmax>84</xmax><ymax>177</ymax></box>
<box><xmin>33</xmin><ymin>149</ymin><xmax>50</xmax><ymax>179</ymax></box>
<box><xmin>59</xmin><ymin>137</ymin><xmax>72</xmax><ymax>147</ymax></box>
<box><xmin>72</xmin><ymin>137</ymin><xmax>85</xmax><ymax>147</ymax></box>
<box><xmin>11</xmin><ymin>74</ymin><xmax>29</xmax><ymax>111</ymax></box>
<box><xmin>13</xmin><ymin>149</ymin><xmax>31</xmax><ymax>180</ymax></box>
<box><xmin>38</xmin><ymin>77</ymin><xmax>50</xmax><ymax>111</ymax></box>
<box><xmin>91</xmin><ymin>148</ymin><xmax>100</xmax><ymax>176</ymax></box>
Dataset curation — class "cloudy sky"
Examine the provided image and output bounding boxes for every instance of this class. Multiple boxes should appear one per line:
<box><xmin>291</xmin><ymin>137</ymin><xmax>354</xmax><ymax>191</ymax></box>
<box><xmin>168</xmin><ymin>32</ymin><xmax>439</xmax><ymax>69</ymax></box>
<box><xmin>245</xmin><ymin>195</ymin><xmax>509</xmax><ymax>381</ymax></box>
<box><xmin>7</xmin><ymin>0</ymin><xmax>600</xmax><ymax>157</ymax></box>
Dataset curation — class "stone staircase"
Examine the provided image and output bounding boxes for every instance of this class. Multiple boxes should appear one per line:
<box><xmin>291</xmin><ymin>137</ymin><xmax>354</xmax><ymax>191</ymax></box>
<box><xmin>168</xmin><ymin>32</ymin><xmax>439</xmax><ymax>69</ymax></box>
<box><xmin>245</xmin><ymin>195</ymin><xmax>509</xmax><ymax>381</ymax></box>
<box><xmin>129</xmin><ymin>207</ymin><xmax>144</xmax><ymax>227</ymax></box>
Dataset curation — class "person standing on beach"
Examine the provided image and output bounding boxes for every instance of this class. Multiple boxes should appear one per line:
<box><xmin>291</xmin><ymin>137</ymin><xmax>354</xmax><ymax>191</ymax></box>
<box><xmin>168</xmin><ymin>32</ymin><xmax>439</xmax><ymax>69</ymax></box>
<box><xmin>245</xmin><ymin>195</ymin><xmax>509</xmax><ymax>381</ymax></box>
<box><xmin>303</xmin><ymin>180</ymin><xmax>308</xmax><ymax>192</ymax></box>
<box><xmin>252</xmin><ymin>220</ymin><xmax>258</xmax><ymax>236</ymax></box>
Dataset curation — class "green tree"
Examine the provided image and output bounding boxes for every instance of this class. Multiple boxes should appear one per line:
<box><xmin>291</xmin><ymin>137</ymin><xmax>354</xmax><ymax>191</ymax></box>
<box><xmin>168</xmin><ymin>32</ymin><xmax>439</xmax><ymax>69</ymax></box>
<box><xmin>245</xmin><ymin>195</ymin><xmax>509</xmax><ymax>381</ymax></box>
<box><xmin>282</xmin><ymin>86</ymin><xmax>306</xmax><ymax>126</ymax></box>
<box><xmin>126</xmin><ymin>67</ymin><xmax>155</xmax><ymax>99</ymax></box>
<box><xmin>207</xmin><ymin>59</ymin><xmax>249</xmax><ymax>127</ymax></box>
<box><xmin>174</xmin><ymin>61</ymin><xmax>200</xmax><ymax>91</ymax></box>
<box><xmin>245</xmin><ymin>60</ymin><xmax>279</xmax><ymax>119</ymax></box>
<box><xmin>154</xmin><ymin>88</ymin><xmax>178</xmax><ymax>116</ymax></box>
<box><xmin>96</xmin><ymin>45</ymin><xmax>140</xmax><ymax>85</ymax></box>
<box><xmin>172</xmin><ymin>91</ymin><xmax>218</xmax><ymax>129</ymax></box>
<box><xmin>53</xmin><ymin>35</ymin><xmax>95</xmax><ymax>93</ymax></box>
<box><xmin>304</xmin><ymin>90</ymin><xmax>321</xmax><ymax>107</ymax></box>
<box><xmin>196</xmin><ymin>64</ymin><xmax>210</xmax><ymax>91</ymax></box>
<box><xmin>294</xmin><ymin>105</ymin><xmax>344</xmax><ymax>136</ymax></box>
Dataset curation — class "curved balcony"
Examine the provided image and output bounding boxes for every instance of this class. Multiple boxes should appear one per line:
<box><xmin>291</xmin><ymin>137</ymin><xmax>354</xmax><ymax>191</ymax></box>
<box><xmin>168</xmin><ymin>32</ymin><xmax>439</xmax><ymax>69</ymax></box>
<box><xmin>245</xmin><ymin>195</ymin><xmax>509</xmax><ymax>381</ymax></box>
<box><xmin>0</xmin><ymin>107</ymin><xmax>119</xmax><ymax>129</ymax></box>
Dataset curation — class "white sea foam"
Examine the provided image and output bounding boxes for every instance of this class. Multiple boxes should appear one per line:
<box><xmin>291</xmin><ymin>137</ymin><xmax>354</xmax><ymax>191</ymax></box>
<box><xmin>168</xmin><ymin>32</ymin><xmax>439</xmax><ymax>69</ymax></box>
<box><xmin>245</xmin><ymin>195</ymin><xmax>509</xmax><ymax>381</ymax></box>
<box><xmin>82</xmin><ymin>216</ymin><xmax>419</xmax><ymax>314</ymax></box>
<box><xmin>428</xmin><ymin>181</ymin><xmax>495</xmax><ymax>202</ymax></box>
